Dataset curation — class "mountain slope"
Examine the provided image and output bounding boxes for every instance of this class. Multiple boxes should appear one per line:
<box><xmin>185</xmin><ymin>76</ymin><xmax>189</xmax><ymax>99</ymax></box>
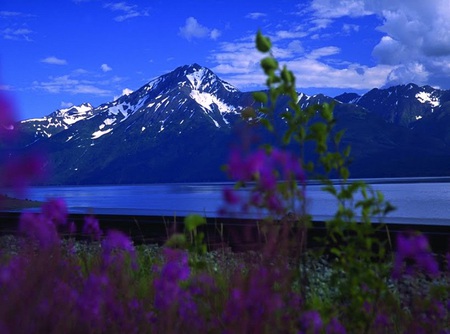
<box><xmin>6</xmin><ymin>64</ymin><xmax>450</xmax><ymax>184</ymax></box>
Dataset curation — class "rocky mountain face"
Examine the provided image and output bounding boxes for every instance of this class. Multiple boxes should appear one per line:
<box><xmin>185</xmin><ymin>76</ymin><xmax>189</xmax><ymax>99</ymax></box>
<box><xmin>335</xmin><ymin>83</ymin><xmax>450</xmax><ymax>127</ymax></box>
<box><xmin>4</xmin><ymin>64</ymin><xmax>450</xmax><ymax>184</ymax></box>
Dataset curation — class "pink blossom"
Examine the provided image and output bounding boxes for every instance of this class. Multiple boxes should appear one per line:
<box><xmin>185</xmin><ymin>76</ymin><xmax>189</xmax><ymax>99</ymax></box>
<box><xmin>18</xmin><ymin>212</ymin><xmax>59</xmax><ymax>248</ymax></box>
<box><xmin>42</xmin><ymin>198</ymin><xmax>68</xmax><ymax>226</ymax></box>
<box><xmin>82</xmin><ymin>216</ymin><xmax>102</xmax><ymax>240</ymax></box>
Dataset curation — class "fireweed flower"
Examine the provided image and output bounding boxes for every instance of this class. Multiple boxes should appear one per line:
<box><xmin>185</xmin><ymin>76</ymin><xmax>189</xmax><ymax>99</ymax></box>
<box><xmin>393</xmin><ymin>232</ymin><xmax>439</xmax><ymax>278</ymax></box>
<box><xmin>223</xmin><ymin>147</ymin><xmax>305</xmax><ymax>216</ymax></box>
<box><xmin>102</xmin><ymin>230</ymin><xmax>136</xmax><ymax>269</ymax></box>
<box><xmin>153</xmin><ymin>248</ymin><xmax>190</xmax><ymax>310</ymax></box>
<box><xmin>1</xmin><ymin>154</ymin><xmax>46</xmax><ymax>196</ymax></box>
<box><xmin>18</xmin><ymin>211</ymin><xmax>59</xmax><ymax>248</ymax></box>
<box><xmin>300</xmin><ymin>310</ymin><xmax>323</xmax><ymax>334</ymax></box>
<box><xmin>76</xmin><ymin>273</ymin><xmax>110</xmax><ymax>327</ymax></box>
<box><xmin>82</xmin><ymin>215</ymin><xmax>102</xmax><ymax>240</ymax></box>
<box><xmin>326</xmin><ymin>318</ymin><xmax>346</xmax><ymax>334</ymax></box>
<box><xmin>223</xmin><ymin>187</ymin><xmax>240</xmax><ymax>205</ymax></box>
<box><xmin>446</xmin><ymin>252</ymin><xmax>450</xmax><ymax>272</ymax></box>
<box><xmin>41</xmin><ymin>197</ymin><xmax>68</xmax><ymax>226</ymax></box>
<box><xmin>222</xmin><ymin>267</ymin><xmax>284</xmax><ymax>332</ymax></box>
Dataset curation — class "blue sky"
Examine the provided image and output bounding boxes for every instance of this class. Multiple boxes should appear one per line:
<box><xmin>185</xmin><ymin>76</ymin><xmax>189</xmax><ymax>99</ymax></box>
<box><xmin>1</xmin><ymin>0</ymin><xmax>450</xmax><ymax>120</ymax></box>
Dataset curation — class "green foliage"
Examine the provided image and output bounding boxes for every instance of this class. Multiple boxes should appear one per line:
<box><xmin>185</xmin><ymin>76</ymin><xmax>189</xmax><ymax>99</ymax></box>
<box><xmin>252</xmin><ymin>30</ymin><xmax>402</xmax><ymax>333</ymax></box>
<box><xmin>165</xmin><ymin>214</ymin><xmax>207</xmax><ymax>270</ymax></box>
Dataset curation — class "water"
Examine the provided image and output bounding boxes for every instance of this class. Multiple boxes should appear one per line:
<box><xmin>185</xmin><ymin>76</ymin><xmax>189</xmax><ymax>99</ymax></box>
<box><xmin>11</xmin><ymin>179</ymin><xmax>450</xmax><ymax>226</ymax></box>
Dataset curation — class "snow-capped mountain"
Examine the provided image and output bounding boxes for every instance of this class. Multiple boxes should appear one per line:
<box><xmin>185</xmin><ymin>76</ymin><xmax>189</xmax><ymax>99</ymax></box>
<box><xmin>19</xmin><ymin>103</ymin><xmax>95</xmax><ymax>139</ymax></box>
<box><xmin>6</xmin><ymin>64</ymin><xmax>450</xmax><ymax>184</ymax></box>
<box><xmin>335</xmin><ymin>83</ymin><xmax>449</xmax><ymax>127</ymax></box>
<box><xmin>13</xmin><ymin>64</ymin><xmax>260</xmax><ymax>184</ymax></box>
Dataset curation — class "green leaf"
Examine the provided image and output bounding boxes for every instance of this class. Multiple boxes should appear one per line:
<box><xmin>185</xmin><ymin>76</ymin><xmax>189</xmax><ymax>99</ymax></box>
<box><xmin>261</xmin><ymin>57</ymin><xmax>278</xmax><ymax>74</ymax></box>
<box><xmin>165</xmin><ymin>233</ymin><xmax>187</xmax><ymax>249</ymax></box>
<box><xmin>343</xmin><ymin>145</ymin><xmax>351</xmax><ymax>158</ymax></box>
<box><xmin>185</xmin><ymin>214</ymin><xmax>206</xmax><ymax>232</ymax></box>
<box><xmin>260</xmin><ymin>118</ymin><xmax>274</xmax><ymax>132</ymax></box>
<box><xmin>256</xmin><ymin>30</ymin><xmax>271</xmax><ymax>53</ymax></box>
<box><xmin>241</xmin><ymin>107</ymin><xmax>257</xmax><ymax>119</ymax></box>
<box><xmin>334</xmin><ymin>130</ymin><xmax>345</xmax><ymax>145</ymax></box>
<box><xmin>253</xmin><ymin>91</ymin><xmax>268</xmax><ymax>104</ymax></box>
<box><xmin>340</xmin><ymin>167</ymin><xmax>350</xmax><ymax>180</ymax></box>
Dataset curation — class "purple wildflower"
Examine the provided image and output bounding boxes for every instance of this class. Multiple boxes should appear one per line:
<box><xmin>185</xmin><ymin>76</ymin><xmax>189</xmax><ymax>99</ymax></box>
<box><xmin>300</xmin><ymin>310</ymin><xmax>323</xmax><ymax>334</ymax></box>
<box><xmin>0</xmin><ymin>91</ymin><xmax>17</xmax><ymax>139</ymax></box>
<box><xmin>41</xmin><ymin>197</ymin><xmax>68</xmax><ymax>226</ymax></box>
<box><xmin>223</xmin><ymin>187</ymin><xmax>240</xmax><ymax>205</ymax></box>
<box><xmin>102</xmin><ymin>230</ymin><xmax>134</xmax><ymax>253</ymax></box>
<box><xmin>18</xmin><ymin>211</ymin><xmax>59</xmax><ymax>248</ymax></box>
<box><xmin>446</xmin><ymin>252</ymin><xmax>450</xmax><ymax>272</ymax></box>
<box><xmin>326</xmin><ymin>318</ymin><xmax>346</xmax><ymax>334</ymax></box>
<box><xmin>82</xmin><ymin>215</ymin><xmax>102</xmax><ymax>240</ymax></box>
<box><xmin>222</xmin><ymin>267</ymin><xmax>284</xmax><ymax>332</ymax></box>
<box><xmin>393</xmin><ymin>232</ymin><xmax>439</xmax><ymax>278</ymax></box>
<box><xmin>2</xmin><ymin>154</ymin><xmax>46</xmax><ymax>196</ymax></box>
<box><xmin>374</xmin><ymin>313</ymin><xmax>390</xmax><ymax>329</ymax></box>
<box><xmin>153</xmin><ymin>248</ymin><xmax>190</xmax><ymax>310</ymax></box>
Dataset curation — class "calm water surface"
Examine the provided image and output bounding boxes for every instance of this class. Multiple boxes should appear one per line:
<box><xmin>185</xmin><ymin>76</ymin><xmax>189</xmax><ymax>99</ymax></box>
<box><xmin>14</xmin><ymin>179</ymin><xmax>450</xmax><ymax>226</ymax></box>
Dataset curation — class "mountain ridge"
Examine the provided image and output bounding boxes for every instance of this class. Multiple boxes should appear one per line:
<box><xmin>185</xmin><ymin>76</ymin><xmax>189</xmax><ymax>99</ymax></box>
<box><xmin>6</xmin><ymin>64</ymin><xmax>450</xmax><ymax>184</ymax></box>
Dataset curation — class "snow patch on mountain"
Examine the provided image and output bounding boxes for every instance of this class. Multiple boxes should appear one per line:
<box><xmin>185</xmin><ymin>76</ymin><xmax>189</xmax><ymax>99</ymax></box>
<box><xmin>92</xmin><ymin>128</ymin><xmax>113</xmax><ymax>139</ymax></box>
<box><xmin>189</xmin><ymin>90</ymin><xmax>236</xmax><ymax>114</ymax></box>
<box><xmin>415</xmin><ymin>91</ymin><xmax>440</xmax><ymax>107</ymax></box>
<box><xmin>186</xmin><ymin>68</ymin><xmax>208</xmax><ymax>90</ymax></box>
<box><xmin>56</xmin><ymin>103</ymin><xmax>94</xmax><ymax>125</ymax></box>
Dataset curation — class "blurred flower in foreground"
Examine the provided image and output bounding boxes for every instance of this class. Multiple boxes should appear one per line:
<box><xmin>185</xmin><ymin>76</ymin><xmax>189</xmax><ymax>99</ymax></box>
<box><xmin>392</xmin><ymin>232</ymin><xmax>439</xmax><ymax>279</ymax></box>
<box><xmin>0</xmin><ymin>90</ymin><xmax>46</xmax><ymax>196</ymax></box>
<box><xmin>221</xmin><ymin>147</ymin><xmax>305</xmax><ymax>216</ymax></box>
<box><xmin>83</xmin><ymin>216</ymin><xmax>103</xmax><ymax>240</ymax></box>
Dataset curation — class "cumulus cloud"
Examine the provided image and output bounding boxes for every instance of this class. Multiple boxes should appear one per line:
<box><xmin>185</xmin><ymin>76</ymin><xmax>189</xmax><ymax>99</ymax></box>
<box><xmin>1</xmin><ymin>28</ymin><xmax>33</xmax><ymax>41</ymax></box>
<box><xmin>0</xmin><ymin>84</ymin><xmax>13</xmax><ymax>91</ymax></box>
<box><xmin>41</xmin><ymin>56</ymin><xmax>68</xmax><ymax>65</ymax></box>
<box><xmin>112</xmin><ymin>88</ymin><xmax>134</xmax><ymax>101</ymax></box>
<box><xmin>101</xmin><ymin>63</ymin><xmax>112</xmax><ymax>72</ymax></box>
<box><xmin>210</xmin><ymin>37</ymin><xmax>390</xmax><ymax>91</ymax></box>
<box><xmin>122</xmin><ymin>88</ymin><xmax>133</xmax><ymax>95</ymax></box>
<box><xmin>0</xmin><ymin>11</ymin><xmax>35</xmax><ymax>41</ymax></box>
<box><xmin>60</xmin><ymin>101</ymin><xmax>74</xmax><ymax>108</ymax></box>
<box><xmin>104</xmin><ymin>2</ymin><xmax>148</xmax><ymax>22</ymax></box>
<box><xmin>33</xmin><ymin>75</ymin><xmax>111</xmax><ymax>96</ymax></box>
<box><xmin>307</xmin><ymin>46</ymin><xmax>340</xmax><ymax>59</ymax></box>
<box><xmin>308</xmin><ymin>0</ymin><xmax>450</xmax><ymax>87</ymax></box>
<box><xmin>179</xmin><ymin>17</ymin><xmax>221</xmax><ymax>41</ymax></box>
<box><xmin>309</xmin><ymin>0</ymin><xmax>370</xmax><ymax>18</ymax></box>
<box><xmin>245</xmin><ymin>12</ymin><xmax>267</xmax><ymax>20</ymax></box>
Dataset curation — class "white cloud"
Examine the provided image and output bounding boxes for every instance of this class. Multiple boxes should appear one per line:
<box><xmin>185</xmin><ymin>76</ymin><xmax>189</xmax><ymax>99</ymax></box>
<box><xmin>308</xmin><ymin>0</ymin><xmax>450</xmax><ymax>87</ymax></box>
<box><xmin>122</xmin><ymin>88</ymin><xmax>133</xmax><ymax>95</ymax></box>
<box><xmin>101</xmin><ymin>63</ymin><xmax>112</xmax><ymax>72</ymax></box>
<box><xmin>210</xmin><ymin>35</ymin><xmax>393</xmax><ymax>91</ymax></box>
<box><xmin>309</xmin><ymin>0</ymin><xmax>370</xmax><ymax>18</ymax></box>
<box><xmin>41</xmin><ymin>56</ymin><xmax>68</xmax><ymax>65</ymax></box>
<box><xmin>245</xmin><ymin>12</ymin><xmax>267</xmax><ymax>20</ymax></box>
<box><xmin>60</xmin><ymin>101</ymin><xmax>74</xmax><ymax>108</ymax></box>
<box><xmin>0</xmin><ymin>11</ymin><xmax>34</xmax><ymax>18</ymax></box>
<box><xmin>307</xmin><ymin>46</ymin><xmax>340</xmax><ymax>59</ymax></box>
<box><xmin>179</xmin><ymin>17</ymin><xmax>221</xmax><ymax>41</ymax></box>
<box><xmin>1</xmin><ymin>28</ymin><xmax>33</xmax><ymax>41</ymax></box>
<box><xmin>0</xmin><ymin>84</ymin><xmax>13</xmax><ymax>91</ymax></box>
<box><xmin>342</xmin><ymin>23</ymin><xmax>359</xmax><ymax>34</ymax></box>
<box><xmin>210</xmin><ymin>29</ymin><xmax>221</xmax><ymax>40</ymax></box>
<box><xmin>104</xmin><ymin>2</ymin><xmax>148</xmax><ymax>22</ymax></box>
<box><xmin>0</xmin><ymin>11</ymin><xmax>35</xmax><ymax>41</ymax></box>
<box><xmin>113</xmin><ymin>87</ymin><xmax>133</xmax><ymax>101</ymax></box>
<box><xmin>33</xmin><ymin>75</ymin><xmax>111</xmax><ymax>96</ymax></box>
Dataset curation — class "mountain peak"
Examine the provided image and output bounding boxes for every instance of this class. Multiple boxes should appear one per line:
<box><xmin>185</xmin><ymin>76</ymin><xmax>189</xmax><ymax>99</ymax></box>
<box><xmin>54</xmin><ymin>102</ymin><xmax>95</xmax><ymax>124</ymax></box>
